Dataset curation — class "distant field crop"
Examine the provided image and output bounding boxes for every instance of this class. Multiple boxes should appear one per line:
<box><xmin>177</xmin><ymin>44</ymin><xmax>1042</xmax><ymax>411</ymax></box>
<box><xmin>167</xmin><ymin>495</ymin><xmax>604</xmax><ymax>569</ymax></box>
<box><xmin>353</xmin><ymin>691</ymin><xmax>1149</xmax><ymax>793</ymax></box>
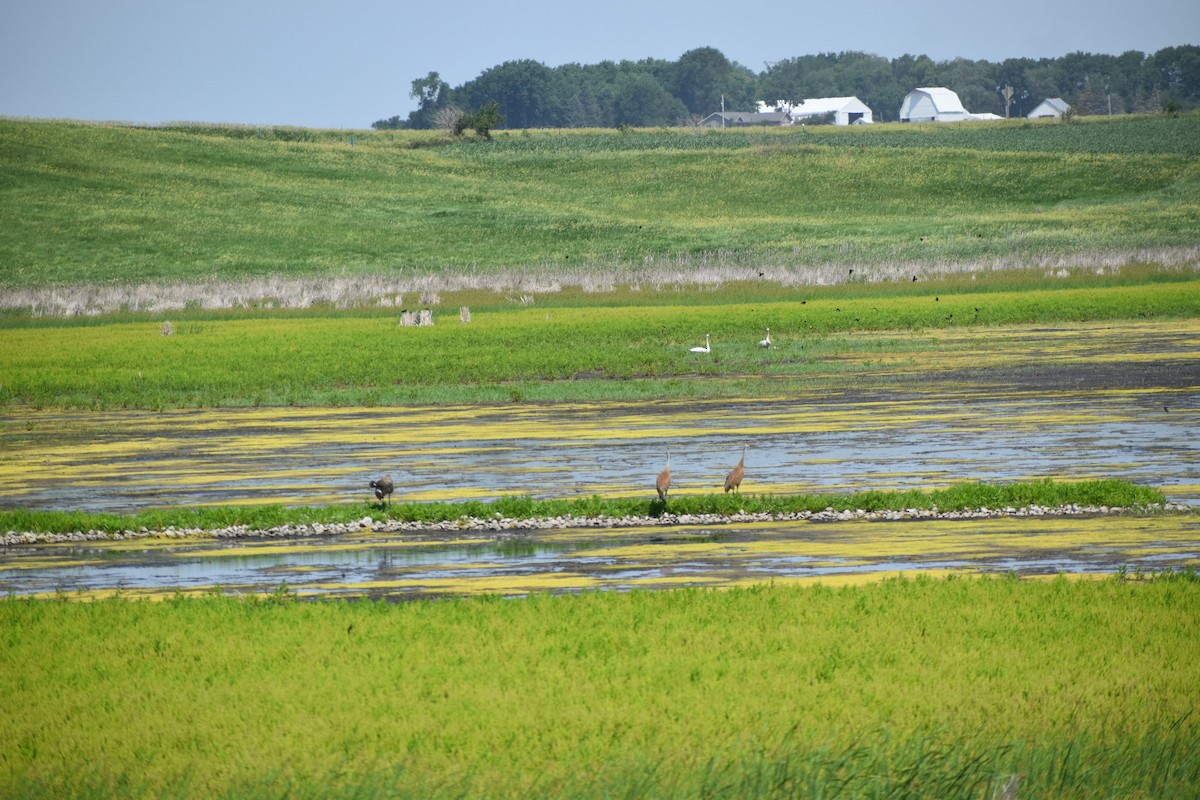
<box><xmin>2</xmin><ymin>115</ymin><xmax>1197</xmax><ymax>287</ymax></box>
<box><xmin>2</xmin><ymin>575</ymin><xmax>1197</xmax><ymax>798</ymax></box>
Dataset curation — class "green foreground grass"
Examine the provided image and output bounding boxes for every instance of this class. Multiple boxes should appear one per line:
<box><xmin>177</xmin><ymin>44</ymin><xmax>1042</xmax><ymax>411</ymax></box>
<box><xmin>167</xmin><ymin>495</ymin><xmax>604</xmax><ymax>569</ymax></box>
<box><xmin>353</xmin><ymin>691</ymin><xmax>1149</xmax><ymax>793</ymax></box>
<box><xmin>3</xmin><ymin>115</ymin><xmax>1199</xmax><ymax>287</ymax></box>
<box><xmin>0</xmin><ymin>480</ymin><xmax>1169</xmax><ymax>537</ymax></box>
<box><xmin>2</xmin><ymin>575</ymin><xmax>1197</xmax><ymax>798</ymax></box>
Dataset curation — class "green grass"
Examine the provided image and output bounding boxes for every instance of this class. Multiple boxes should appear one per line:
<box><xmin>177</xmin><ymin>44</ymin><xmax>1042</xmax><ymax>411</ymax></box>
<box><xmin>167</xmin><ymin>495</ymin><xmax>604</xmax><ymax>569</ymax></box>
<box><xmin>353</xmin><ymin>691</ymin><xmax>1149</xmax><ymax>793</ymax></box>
<box><xmin>2</xmin><ymin>280</ymin><xmax>1197</xmax><ymax>409</ymax></box>
<box><xmin>0</xmin><ymin>480</ymin><xmax>1169</xmax><ymax>537</ymax></box>
<box><xmin>2</xmin><ymin>574</ymin><xmax>1197</xmax><ymax>798</ymax></box>
<box><xmin>2</xmin><ymin>115</ymin><xmax>1198</xmax><ymax>287</ymax></box>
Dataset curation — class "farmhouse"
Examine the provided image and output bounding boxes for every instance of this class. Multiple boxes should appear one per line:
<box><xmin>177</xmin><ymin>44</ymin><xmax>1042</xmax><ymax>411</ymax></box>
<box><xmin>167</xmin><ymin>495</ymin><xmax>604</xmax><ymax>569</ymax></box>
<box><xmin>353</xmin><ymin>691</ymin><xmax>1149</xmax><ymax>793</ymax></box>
<box><xmin>1028</xmin><ymin>98</ymin><xmax>1071</xmax><ymax>118</ymax></box>
<box><xmin>756</xmin><ymin>97</ymin><xmax>874</xmax><ymax>125</ymax></box>
<box><xmin>700</xmin><ymin>111</ymin><xmax>792</xmax><ymax>127</ymax></box>
<box><xmin>899</xmin><ymin>87</ymin><xmax>971</xmax><ymax>122</ymax></box>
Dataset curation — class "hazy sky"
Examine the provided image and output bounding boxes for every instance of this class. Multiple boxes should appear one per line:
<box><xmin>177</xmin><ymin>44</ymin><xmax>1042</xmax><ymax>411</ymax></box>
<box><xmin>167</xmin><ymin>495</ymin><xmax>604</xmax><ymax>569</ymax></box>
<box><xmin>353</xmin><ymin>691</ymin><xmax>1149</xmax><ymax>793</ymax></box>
<box><xmin>3</xmin><ymin>0</ymin><xmax>1195</xmax><ymax>129</ymax></box>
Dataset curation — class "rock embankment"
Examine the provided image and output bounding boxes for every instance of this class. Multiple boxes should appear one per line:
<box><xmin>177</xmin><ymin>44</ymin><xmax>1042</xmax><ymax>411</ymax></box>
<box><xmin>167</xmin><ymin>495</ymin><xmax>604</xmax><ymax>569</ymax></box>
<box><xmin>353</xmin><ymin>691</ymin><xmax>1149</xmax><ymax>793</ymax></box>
<box><xmin>2</xmin><ymin>503</ymin><xmax>1192</xmax><ymax>546</ymax></box>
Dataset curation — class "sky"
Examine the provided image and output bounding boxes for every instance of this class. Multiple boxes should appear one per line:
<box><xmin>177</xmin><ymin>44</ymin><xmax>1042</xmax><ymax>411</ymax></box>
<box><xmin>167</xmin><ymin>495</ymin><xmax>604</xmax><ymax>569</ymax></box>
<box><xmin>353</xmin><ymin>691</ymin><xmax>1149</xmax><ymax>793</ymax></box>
<box><xmin>2</xmin><ymin>0</ymin><xmax>1196</xmax><ymax>129</ymax></box>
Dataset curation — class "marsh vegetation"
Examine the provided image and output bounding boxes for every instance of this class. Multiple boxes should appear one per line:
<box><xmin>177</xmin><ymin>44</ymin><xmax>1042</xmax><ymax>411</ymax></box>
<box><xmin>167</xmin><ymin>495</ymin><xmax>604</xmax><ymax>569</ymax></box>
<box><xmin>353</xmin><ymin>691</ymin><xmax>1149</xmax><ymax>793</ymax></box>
<box><xmin>2</xmin><ymin>576</ymin><xmax>1198</xmax><ymax>798</ymax></box>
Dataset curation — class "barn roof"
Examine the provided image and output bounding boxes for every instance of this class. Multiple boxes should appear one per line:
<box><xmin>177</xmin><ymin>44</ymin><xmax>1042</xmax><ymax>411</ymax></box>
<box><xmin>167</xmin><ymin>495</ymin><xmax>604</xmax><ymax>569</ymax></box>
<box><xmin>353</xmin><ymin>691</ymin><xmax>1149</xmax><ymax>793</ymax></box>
<box><xmin>793</xmin><ymin>96</ymin><xmax>863</xmax><ymax>114</ymax></box>
<box><xmin>910</xmin><ymin>87</ymin><xmax>968</xmax><ymax>114</ymax></box>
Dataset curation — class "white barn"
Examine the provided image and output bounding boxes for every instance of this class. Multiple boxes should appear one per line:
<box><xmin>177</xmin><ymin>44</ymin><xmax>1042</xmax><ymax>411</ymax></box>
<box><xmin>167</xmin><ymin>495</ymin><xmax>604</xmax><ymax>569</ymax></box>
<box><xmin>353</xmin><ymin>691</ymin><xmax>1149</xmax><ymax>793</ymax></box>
<box><xmin>899</xmin><ymin>87</ymin><xmax>970</xmax><ymax>122</ymax></box>
<box><xmin>756</xmin><ymin>97</ymin><xmax>873</xmax><ymax>125</ymax></box>
<box><xmin>1028</xmin><ymin>98</ymin><xmax>1070</xmax><ymax>119</ymax></box>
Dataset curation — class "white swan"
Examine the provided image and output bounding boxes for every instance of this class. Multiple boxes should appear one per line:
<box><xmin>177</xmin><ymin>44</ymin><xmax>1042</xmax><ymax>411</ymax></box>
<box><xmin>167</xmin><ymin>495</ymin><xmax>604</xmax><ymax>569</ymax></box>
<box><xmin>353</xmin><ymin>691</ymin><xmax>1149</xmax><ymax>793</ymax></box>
<box><xmin>759</xmin><ymin>328</ymin><xmax>772</xmax><ymax>348</ymax></box>
<box><xmin>689</xmin><ymin>334</ymin><xmax>711</xmax><ymax>353</ymax></box>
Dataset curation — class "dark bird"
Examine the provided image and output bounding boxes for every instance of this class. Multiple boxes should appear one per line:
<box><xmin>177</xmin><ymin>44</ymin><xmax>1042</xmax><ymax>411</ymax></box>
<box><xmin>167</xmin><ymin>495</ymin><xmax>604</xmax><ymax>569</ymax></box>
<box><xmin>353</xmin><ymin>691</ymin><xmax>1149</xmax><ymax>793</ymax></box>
<box><xmin>724</xmin><ymin>445</ymin><xmax>747</xmax><ymax>493</ymax></box>
<box><xmin>369</xmin><ymin>476</ymin><xmax>394</xmax><ymax>507</ymax></box>
<box><xmin>912</xmin><ymin>275</ymin><xmax>918</xmax><ymax>282</ymax></box>
<box><xmin>656</xmin><ymin>449</ymin><xmax>672</xmax><ymax>503</ymax></box>
<box><xmin>935</xmin><ymin>296</ymin><xmax>940</xmax><ymax>302</ymax></box>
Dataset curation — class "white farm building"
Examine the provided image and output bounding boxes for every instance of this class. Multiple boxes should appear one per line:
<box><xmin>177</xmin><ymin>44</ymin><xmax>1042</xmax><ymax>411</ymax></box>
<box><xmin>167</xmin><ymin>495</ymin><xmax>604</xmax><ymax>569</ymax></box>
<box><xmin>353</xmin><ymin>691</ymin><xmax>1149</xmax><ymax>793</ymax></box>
<box><xmin>755</xmin><ymin>97</ymin><xmax>874</xmax><ymax>125</ymax></box>
<box><xmin>899</xmin><ymin>87</ymin><xmax>970</xmax><ymax>122</ymax></box>
<box><xmin>1028</xmin><ymin>98</ymin><xmax>1071</xmax><ymax>118</ymax></box>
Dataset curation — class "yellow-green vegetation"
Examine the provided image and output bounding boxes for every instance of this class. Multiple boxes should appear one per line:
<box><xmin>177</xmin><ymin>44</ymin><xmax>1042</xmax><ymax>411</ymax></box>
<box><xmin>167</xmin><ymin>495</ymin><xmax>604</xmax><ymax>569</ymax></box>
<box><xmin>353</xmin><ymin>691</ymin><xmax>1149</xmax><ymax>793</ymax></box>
<box><xmin>2</xmin><ymin>115</ymin><xmax>1198</xmax><ymax>286</ymax></box>
<box><xmin>2</xmin><ymin>282</ymin><xmax>1197</xmax><ymax>408</ymax></box>
<box><xmin>2</xmin><ymin>576</ymin><xmax>1197</xmax><ymax>798</ymax></box>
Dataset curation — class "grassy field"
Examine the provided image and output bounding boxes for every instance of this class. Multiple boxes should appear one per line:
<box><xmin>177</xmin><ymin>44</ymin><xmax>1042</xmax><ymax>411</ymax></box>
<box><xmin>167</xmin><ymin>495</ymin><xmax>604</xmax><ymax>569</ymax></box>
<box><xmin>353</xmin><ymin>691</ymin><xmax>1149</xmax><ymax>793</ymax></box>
<box><xmin>2</xmin><ymin>115</ymin><xmax>1198</xmax><ymax>288</ymax></box>
<box><xmin>2</xmin><ymin>575</ymin><xmax>1197</xmax><ymax>798</ymax></box>
<box><xmin>2</xmin><ymin>277</ymin><xmax>1197</xmax><ymax>409</ymax></box>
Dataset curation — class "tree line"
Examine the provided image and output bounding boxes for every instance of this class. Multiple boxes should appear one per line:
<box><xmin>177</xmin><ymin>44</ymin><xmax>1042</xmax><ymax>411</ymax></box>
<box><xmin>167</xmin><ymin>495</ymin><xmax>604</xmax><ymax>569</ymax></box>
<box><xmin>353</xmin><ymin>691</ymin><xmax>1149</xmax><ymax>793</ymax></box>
<box><xmin>374</xmin><ymin>45</ymin><xmax>1199</xmax><ymax>130</ymax></box>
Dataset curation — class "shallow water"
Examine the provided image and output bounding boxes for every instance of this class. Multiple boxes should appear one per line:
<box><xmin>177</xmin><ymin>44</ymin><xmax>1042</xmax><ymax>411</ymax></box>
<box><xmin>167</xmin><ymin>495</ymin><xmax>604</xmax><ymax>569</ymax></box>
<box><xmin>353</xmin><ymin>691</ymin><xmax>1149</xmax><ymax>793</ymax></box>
<box><xmin>0</xmin><ymin>379</ymin><xmax>1196</xmax><ymax>513</ymax></box>
<box><xmin>3</xmin><ymin>515</ymin><xmax>1197</xmax><ymax>599</ymax></box>
<box><xmin>1</xmin><ymin>320</ymin><xmax>1197</xmax><ymax>597</ymax></box>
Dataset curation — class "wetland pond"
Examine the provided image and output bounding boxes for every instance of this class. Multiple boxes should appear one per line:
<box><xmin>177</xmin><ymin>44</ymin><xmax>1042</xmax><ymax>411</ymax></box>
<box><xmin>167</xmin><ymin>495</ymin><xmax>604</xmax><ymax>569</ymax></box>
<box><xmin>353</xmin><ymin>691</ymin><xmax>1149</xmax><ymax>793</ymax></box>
<box><xmin>3</xmin><ymin>515</ymin><xmax>1199</xmax><ymax>600</ymax></box>
<box><xmin>1</xmin><ymin>320</ymin><xmax>1197</xmax><ymax>597</ymax></box>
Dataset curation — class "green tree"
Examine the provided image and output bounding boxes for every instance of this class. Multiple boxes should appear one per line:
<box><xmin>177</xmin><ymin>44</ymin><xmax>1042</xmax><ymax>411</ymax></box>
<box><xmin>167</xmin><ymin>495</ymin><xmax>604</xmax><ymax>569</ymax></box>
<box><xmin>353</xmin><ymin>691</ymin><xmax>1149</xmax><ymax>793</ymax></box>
<box><xmin>672</xmin><ymin>46</ymin><xmax>756</xmax><ymax>115</ymax></box>
<box><xmin>611</xmin><ymin>72</ymin><xmax>688</xmax><ymax>126</ymax></box>
<box><xmin>457</xmin><ymin>60</ymin><xmax>556</xmax><ymax>128</ymax></box>
<box><xmin>405</xmin><ymin>71</ymin><xmax>450</xmax><ymax>129</ymax></box>
<box><xmin>471</xmin><ymin>101</ymin><xmax>504</xmax><ymax>139</ymax></box>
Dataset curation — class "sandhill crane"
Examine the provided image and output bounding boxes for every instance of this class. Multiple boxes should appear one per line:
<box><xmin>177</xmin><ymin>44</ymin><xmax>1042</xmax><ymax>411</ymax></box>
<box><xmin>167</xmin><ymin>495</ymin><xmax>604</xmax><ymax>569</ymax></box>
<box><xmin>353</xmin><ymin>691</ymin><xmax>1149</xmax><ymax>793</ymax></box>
<box><xmin>724</xmin><ymin>446</ymin><xmax>746</xmax><ymax>493</ymax></box>
<box><xmin>369</xmin><ymin>476</ymin><xmax>394</xmax><ymax>507</ymax></box>
<box><xmin>656</xmin><ymin>449</ymin><xmax>672</xmax><ymax>503</ymax></box>
<box><xmin>690</xmin><ymin>334</ymin><xmax>711</xmax><ymax>353</ymax></box>
<box><xmin>759</xmin><ymin>328</ymin><xmax>772</xmax><ymax>348</ymax></box>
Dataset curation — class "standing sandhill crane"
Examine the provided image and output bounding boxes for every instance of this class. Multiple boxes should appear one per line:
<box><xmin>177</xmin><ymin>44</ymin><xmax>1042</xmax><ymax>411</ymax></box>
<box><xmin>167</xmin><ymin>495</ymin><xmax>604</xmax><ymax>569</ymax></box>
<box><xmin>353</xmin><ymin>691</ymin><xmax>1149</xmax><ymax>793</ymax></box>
<box><xmin>759</xmin><ymin>328</ymin><xmax>772</xmax><ymax>348</ymax></box>
<box><xmin>690</xmin><ymin>334</ymin><xmax>711</xmax><ymax>353</ymax></box>
<box><xmin>369</xmin><ymin>476</ymin><xmax>394</xmax><ymax>507</ymax></box>
<box><xmin>724</xmin><ymin>446</ymin><xmax>746</xmax><ymax>493</ymax></box>
<box><xmin>656</xmin><ymin>449</ymin><xmax>672</xmax><ymax>503</ymax></box>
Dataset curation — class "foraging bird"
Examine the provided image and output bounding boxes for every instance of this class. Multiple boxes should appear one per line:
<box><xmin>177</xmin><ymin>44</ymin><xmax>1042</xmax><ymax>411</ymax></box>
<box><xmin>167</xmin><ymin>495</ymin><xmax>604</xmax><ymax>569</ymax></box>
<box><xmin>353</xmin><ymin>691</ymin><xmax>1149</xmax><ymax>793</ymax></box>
<box><xmin>689</xmin><ymin>334</ymin><xmax>711</xmax><ymax>353</ymax></box>
<box><xmin>656</xmin><ymin>449</ymin><xmax>672</xmax><ymax>503</ymax></box>
<box><xmin>759</xmin><ymin>328</ymin><xmax>772</xmax><ymax>348</ymax></box>
<box><xmin>724</xmin><ymin>445</ymin><xmax>746</xmax><ymax>493</ymax></box>
<box><xmin>369</xmin><ymin>476</ymin><xmax>394</xmax><ymax>507</ymax></box>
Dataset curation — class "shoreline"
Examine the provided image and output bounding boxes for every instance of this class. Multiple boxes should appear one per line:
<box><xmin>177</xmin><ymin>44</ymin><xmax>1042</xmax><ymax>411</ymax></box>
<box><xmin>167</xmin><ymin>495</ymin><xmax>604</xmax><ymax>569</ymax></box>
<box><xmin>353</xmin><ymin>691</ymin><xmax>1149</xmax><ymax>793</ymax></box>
<box><xmin>4</xmin><ymin>502</ymin><xmax>1193</xmax><ymax>547</ymax></box>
